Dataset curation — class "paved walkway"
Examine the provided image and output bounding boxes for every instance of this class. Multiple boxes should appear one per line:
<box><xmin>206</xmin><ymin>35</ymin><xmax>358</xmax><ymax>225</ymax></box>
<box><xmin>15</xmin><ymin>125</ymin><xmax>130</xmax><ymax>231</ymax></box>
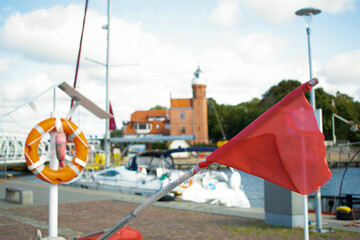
<box><xmin>0</xmin><ymin>179</ymin><xmax>359</xmax><ymax>239</ymax></box>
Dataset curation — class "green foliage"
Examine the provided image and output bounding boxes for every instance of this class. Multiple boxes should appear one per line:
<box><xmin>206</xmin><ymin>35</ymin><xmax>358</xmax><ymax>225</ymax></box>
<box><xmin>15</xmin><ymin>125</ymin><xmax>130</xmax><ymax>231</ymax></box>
<box><xmin>208</xmin><ymin>80</ymin><xmax>360</xmax><ymax>143</ymax></box>
<box><xmin>331</xmin><ymin>92</ymin><xmax>360</xmax><ymax>142</ymax></box>
<box><xmin>110</xmin><ymin>128</ymin><xmax>123</xmax><ymax>138</ymax></box>
<box><xmin>260</xmin><ymin>79</ymin><xmax>301</xmax><ymax>108</ymax></box>
<box><xmin>314</xmin><ymin>89</ymin><xmax>360</xmax><ymax>142</ymax></box>
<box><xmin>150</xmin><ymin>105</ymin><xmax>167</xmax><ymax>110</ymax></box>
<box><xmin>314</xmin><ymin>87</ymin><xmax>333</xmax><ymax>139</ymax></box>
<box><xmin>208</xmin><ymin>97</ymin><xmax>266</xmax><ymax>142</ymax></box>
<box><xmin>148</xmin><ymin>142</ymin><xmax>167</xmax><ymax>150</ymax></box>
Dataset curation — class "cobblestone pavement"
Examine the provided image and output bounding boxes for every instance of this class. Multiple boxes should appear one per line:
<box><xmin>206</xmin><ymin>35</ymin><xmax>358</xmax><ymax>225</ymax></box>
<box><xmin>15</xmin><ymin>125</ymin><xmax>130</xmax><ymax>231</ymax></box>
<box><xmin>1</xmin><ymin>200</ymin><xmax>360</xmax><ymax>240</ymax></box>
<box><xmin>1</xmin><ymin>179</ymin><xmax>360</xmax><ymax>240</ymax></box>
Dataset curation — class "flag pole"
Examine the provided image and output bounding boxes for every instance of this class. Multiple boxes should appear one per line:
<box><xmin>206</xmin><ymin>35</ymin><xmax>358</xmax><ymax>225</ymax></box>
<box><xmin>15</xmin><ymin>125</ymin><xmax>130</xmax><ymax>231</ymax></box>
<box><xmin>97</xmin><ymin>78</ymin><xmax>322</xmax><ymax>240</ymax></box>
<box><xmin>97</xmin><ymin>164</ymin><xmax>204</xmax><ymax>240</ymax></box>
<box><xmin>304</xmin><ymin>77</ymin><xmax>319</xmax><ymax>240</ymax></box>
<box><xmin>303</xmin><ymin>195</ymin><xmax>309</xmax><ymax>240</ymax></box>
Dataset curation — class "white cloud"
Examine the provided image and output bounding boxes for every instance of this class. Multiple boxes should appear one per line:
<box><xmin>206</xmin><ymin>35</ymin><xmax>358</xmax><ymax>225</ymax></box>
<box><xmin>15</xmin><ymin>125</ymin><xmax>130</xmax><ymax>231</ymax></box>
<box><xmin>325</xmin><ymin>50</ymin><xmax>360</xmax><ymax>85</ymax></box>
<box><xmin>1</xmin><ymin>4</ymin><xmax>105</xmax><ymax>64</ymax></box>
<box><xmin>321</xmin><ymin>50</ymin><xmax>360</xmax><ymax>100</ymax></box>
<box><xmin>244</xmin><ymin>0</ymin><xmax>301</xmax><ymax>23</ymax></box>
<box><xmin>0</xmin><ymin>2</ymin><xmax>359</xmax><ymax>137</ymax></box>
<box><xmin>232</xmin><ymin>33</ymin><xmax>287</xmax><ymax>63</ymax></box>
<box><xmin>202</xmin><ymin>32</ymin><xmax>309</xmax><ymax>104</ymax></box>
<box><xmin>211</xmin><ymin>0</ymin><xmax>240</xmax><ymax>27</ymax></box>
<box><xmin>315</xmin><ymin>0</ymin><xmax>356</xmax><ymax>13</ymax></box>
<box><xmin>0</xmin><ymin>4</ymin><xmax>199</xmax><ymax>136</ymax></box>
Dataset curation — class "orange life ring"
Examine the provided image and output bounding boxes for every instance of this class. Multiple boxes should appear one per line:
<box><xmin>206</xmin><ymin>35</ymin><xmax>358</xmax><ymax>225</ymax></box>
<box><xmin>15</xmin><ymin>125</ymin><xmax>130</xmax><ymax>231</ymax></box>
<box><xmin>24</xmin><ymin>117</ymin><xmax>88</xmax><ymax>184</ymax></box>
<box><xmin>180</xmin><ymin>177</ymin><xmax>193</xmax><ymax>189</ymax></box>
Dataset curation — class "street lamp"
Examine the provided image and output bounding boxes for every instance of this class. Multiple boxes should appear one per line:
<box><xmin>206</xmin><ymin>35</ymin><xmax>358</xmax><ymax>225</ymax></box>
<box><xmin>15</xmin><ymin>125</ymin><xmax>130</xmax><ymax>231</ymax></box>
<box><xmin>296</xmin><ymin>7</ymin><xmax>323</xmax><ymax>237</ymax></box>
<box><xmin>295</xmin><ymin>7</ymin><xmax>321</xmax><ymax>109</ymax></box>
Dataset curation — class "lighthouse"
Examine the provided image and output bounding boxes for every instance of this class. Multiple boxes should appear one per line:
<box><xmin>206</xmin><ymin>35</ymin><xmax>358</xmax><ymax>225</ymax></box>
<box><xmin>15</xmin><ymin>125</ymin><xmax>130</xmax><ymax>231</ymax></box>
<box><xmin>191</xmin><ymin>66</ymin><xmax>209</xmax><ymax>144</ymax></box>
<box><xmin>124</xmin><ymin>66</ymin><xmax>209</xmax><ymax>144</ymax></box>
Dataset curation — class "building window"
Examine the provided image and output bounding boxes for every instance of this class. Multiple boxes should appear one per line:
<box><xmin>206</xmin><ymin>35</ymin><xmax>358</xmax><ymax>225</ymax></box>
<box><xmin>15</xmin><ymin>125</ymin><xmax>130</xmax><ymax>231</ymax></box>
<box><xmin>156</xmin><ymin>124</ymin><xmax>160</xmax><ymax>129</ymax></box>
<box><xmin>134</xmin><ymin>123</ymin><xmax>150</xmax><ymax>130</ymax></box>
<box><xmin>134</xmin><ymin>123</ymin><xmax>152</xmax><ymax>134</ymax></box>
<box><xmin>148</xmin><ymin>117</ymin><xmax>165</xmax><ymax>121</ymax></box>
<box><xmin>165</xmin><ymin>124</ymin><xmax>170</xmax><ymax>129</ymax></box>
<box><xmin>181</xmin><ymin>127</ymin><xmax>186</xmax><ymax>134</ymax></box>
<box><xmin>180</xmin><ymin>112</ymin><xmax>185</xmax><ymax>121</ymax></box>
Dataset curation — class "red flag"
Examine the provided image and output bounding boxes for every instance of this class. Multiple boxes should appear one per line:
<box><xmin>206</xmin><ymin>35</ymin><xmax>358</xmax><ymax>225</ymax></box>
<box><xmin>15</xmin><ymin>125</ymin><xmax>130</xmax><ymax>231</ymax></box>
<box><xmin>200</xmin><ymin>80</ymin><xmax>331</xmax><ymax>195</ymax></box>
<box><xmin>109</xmin><ymin>102</ymin><xmax>117</xmax><ymax>130</ymax></box>
<box><xmin>75</xmin><ymin>226</ymin><xmax>142</xmax><ymax>239</ymax></box>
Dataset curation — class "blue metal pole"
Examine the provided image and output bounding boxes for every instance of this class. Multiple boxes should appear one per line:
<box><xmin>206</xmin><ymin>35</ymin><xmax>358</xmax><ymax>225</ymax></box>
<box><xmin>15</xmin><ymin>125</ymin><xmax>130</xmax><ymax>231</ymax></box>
<box><xmin>306</xmin><ymin>26</ymin><xmax>316</xmax><ymax>109</ymax></box>
<box><xmin>307</xmin><ymin>24</ymin><xmax>323</xmax><ymax>232</ymax></box>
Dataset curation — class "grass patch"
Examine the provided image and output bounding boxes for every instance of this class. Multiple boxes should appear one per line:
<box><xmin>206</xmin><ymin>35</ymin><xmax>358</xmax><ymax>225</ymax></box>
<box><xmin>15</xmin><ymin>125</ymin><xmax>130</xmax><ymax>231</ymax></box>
<box><xmin>225</xmin><ymin>220</ymin><xmax>298</xmax><ymax>236</ymax></box>
<box><xmin>224</xmin><ymin>220</ymin><xmax>360</xmax><ymax>239</ymax></box>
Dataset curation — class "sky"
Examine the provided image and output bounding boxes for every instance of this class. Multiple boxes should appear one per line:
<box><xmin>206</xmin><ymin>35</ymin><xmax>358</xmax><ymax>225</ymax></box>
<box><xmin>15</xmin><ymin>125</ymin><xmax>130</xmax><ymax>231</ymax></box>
<box><xmin>1</xmin><ymin>0</ymin><xmax>359</xmax><ymax>138</ymax></box>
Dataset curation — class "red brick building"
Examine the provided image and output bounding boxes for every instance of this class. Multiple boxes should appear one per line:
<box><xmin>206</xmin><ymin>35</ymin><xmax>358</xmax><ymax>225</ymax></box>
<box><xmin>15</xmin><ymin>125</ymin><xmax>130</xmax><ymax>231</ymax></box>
<box><xmin>123</xmin><ymin>67</ymin><xmax>208</xmax><ymax>144</ymax></box>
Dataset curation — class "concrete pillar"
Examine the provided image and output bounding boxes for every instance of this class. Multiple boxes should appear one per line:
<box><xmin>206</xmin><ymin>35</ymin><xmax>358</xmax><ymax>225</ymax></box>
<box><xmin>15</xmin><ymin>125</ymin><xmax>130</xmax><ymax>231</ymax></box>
<box><xmin>264</xmin><ymin>181</ymin><xmax>304</xmax><ymax>228</ymax></box>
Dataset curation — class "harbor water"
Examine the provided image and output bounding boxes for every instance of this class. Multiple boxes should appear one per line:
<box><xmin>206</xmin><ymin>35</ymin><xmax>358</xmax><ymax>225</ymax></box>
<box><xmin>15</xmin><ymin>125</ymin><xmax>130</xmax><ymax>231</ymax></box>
<box><xmin>3</xmin><ymin>167</ymin><xmax>360</xmax><ymax>209</ymax></box>
<box><xmin>231</xmin><ymin>167</ymin><xmax>360</xmax><ymax>208</ymax></box>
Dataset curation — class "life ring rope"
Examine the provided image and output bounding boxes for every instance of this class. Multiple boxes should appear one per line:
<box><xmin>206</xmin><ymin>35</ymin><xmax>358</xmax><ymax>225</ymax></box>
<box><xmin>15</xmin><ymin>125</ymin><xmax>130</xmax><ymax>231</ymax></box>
<box><xmin>64</xmin><ymin>119</ymin><xmax>88</xmax><ymax>148</ymax></box>
<box><xmin>26</xmin><ymin>154</ymin><xmax>52</xmax><ymax>183</ymax></box>
<box><xmin>64</xmin><ymin>154</ymin><xmax>73</xmax><ymax>162</ymax></box>
<box><xmin>69</xmin><ymin>162</ymin><xmax>81</xmax><ymax>175</ymax></box>
<box><xmin>74</xmin><ymin>157</ymin><xmax>87</xmax><ymax>167</ymax></box>
<box><xmin>35</xmin><ymin>124</ymin><xmax>47</xmax><ymax>135</ymax></box>
<box><xmin>26</xmin><ymin>155</ymin><xmax>46</xmax><ymax>171</ymax></box>
<box><xmin>26</xmin><ymin>125</ymin><xmax>55</xmax><ymax>147</ymax></box>
<box><xmin>25</xmin><ymin>117</ymin><xmax>88</xmax><ymax>184</ymax></box>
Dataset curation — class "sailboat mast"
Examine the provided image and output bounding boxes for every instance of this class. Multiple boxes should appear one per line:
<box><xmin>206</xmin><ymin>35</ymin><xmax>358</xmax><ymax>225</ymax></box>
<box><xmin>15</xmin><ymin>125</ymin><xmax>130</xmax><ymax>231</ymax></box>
<box><xmin>104</xmin><ymin>0</ymin><xmax>111</xmax><ymax>167</ymax></box>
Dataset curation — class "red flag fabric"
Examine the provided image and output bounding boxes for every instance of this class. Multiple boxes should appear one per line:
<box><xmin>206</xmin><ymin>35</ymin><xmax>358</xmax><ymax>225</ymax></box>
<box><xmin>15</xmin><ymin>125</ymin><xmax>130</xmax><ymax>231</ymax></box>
<box><xmin>109</xmin><ymin>101</ymin><xmax>117</xmax><ymax>130</ymax></box>
<box><xmin>201</xmin><ymin>81</ymin><xmax>331</xmax><ymax>195</ymax></box>
<box><xmin>75</xmin><ymin>226</ymin><xmax>142</xmax><ymax>240</ymax></box>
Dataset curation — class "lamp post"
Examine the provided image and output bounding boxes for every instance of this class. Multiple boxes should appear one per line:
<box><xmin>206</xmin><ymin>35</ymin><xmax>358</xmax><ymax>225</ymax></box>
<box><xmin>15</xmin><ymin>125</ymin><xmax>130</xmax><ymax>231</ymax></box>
<box><xmin>295</xmin><ymin>7</ymin><xmax>321</xmax><ymax>109</ymax></box>
<box><xmin>295</xmin><ymin>7</ymin><xmax>325</xmax><ymax>236</ymax></box>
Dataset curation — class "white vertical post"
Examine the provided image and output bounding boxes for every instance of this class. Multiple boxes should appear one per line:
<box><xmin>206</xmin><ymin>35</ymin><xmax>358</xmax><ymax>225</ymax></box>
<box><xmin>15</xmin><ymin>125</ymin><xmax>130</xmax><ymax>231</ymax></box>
<box><xmin>314</xmin><ymin>109</ymin><xmax>324</xmax><ymax>232</ymax></box>
<box><xmin>49</xmin><ymin>112</ymin><xmax>58</xmax><ymax>237</ymax></box>
<box><xmin>104</xmin><ymin>0</ymin><xmax>111</xmax><ymax>168</ymax></box>
<box><xmin>303</xmin><ymin>195</ymin><xmax>309</xmax><ymax>240</ymax></box>
<box><xmin>332</xmin><ymin>113</ymin><xmax>336</xmax><ymax>145</ymax></box>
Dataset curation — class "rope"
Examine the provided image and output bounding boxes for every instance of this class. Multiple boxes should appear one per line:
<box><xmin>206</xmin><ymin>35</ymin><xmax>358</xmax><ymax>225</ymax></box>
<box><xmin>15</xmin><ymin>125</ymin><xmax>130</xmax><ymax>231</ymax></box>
<box><xmin>339</xmin><ymin>150</ymin><xmax>360</xmax><ymax>196</ymax></box>
<box><xmin>70</xmin><ymin>0</ymin><xmax>89</xmax><ymax>110</ymax></box>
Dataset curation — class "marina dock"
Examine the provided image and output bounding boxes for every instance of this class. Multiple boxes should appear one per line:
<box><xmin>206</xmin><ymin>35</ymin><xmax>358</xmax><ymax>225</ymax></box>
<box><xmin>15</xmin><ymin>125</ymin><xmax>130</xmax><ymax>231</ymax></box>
<box><xmin>1</xmin><ymin>179</ymin><xmax>359</xmax><ymax>240</ymax></box>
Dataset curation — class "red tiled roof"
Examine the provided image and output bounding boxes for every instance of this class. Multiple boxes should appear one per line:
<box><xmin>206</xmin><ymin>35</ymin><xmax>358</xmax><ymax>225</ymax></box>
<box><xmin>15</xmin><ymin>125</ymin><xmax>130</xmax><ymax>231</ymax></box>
<box><xmin>146</xmin><ymin>109</ymin><xmax>167</xmax><ymax>117</ymax></box>
<box><xmin>130</xmin><ymin>111</ymin><xmax>147</xmax><ymax>122</ymax></box>
<box><xmin>171</xmin><ymin>98</ymin><xmax>192</xmax><ymax>108</ymax></box>
<box><xmin>130</xmin><ymin>109</ymin><xmax>168</xmax><ymax>121</ymax></box>
<box><xmin>123</xmin><ymin>122</ymin><xmax>136</xmax><ymax>134</ymax></box>
<box><xmin>123</xmin><ymin>120</ymin><xmax>170</xmax><ymax>135</ymax></box>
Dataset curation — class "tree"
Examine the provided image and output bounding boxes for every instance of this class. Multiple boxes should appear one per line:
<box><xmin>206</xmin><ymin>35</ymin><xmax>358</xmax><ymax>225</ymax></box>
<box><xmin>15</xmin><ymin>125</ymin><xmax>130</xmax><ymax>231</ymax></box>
<box><xmin>150</xmin><ymin>105</ymin><xmax>167</xmax><ymax>110</ymax></box>
<box><xmin>331</xmin><ymin>92</ymin><xmax>360</xmax><ymax>142</ymax></box>
<box><xmin>313</xmin><ymin>87</ymin><xmax>333</xmax><ymax>140</ymax></box>
<box><xmin>207</xmin><ymin>98</ymin><xmax>227</xmax><ymax>142</ymax></box>
<box><xmin>207</xmin><ymin>79</ymin><xmax>360</xmax><ymax>143</ymax></box>
<box><xmin>260</xmin><ymin>80</ymin><xmax>302</xmax><ymax>108</ymax></box>
<box><xmin>110</xmin><ymin>128</ymin><xmax>123</xmax><ymax>138</ymax></box>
